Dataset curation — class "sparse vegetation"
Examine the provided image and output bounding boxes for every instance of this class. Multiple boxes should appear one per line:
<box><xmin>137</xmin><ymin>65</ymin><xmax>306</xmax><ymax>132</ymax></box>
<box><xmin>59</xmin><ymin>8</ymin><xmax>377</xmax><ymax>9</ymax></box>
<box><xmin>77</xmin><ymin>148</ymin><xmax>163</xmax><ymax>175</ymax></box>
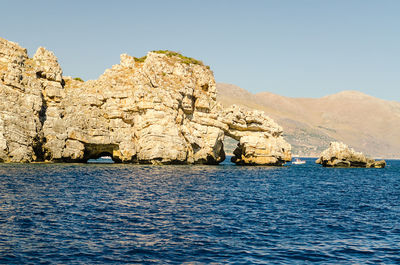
<box><xmin>134</xmin><ymin>56</ymin><xmax>147</xmax><ymax>63</ymax></box>
<box><xmin>317</xmin><ymin>125</ymin><xmax>337</xmax><ymax>133</ymax></box>
<box><xmin>132</xmin><ymin>50</ymin><xmax>211</xmax><ymax>69</ymax></box>
<box><xmin>73</xmin><ymin>77</ymin><xmax>84</xmax><ymax>82</ymax></box>
<box><xmin>152</xmin><ymin>50</ymin><xmax>208</xmax><ymax>67</ymax></box>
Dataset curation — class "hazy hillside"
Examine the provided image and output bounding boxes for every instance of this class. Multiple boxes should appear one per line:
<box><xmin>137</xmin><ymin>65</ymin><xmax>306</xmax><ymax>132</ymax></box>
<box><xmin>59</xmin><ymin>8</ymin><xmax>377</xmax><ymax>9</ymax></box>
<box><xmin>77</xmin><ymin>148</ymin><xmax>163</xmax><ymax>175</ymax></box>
<box><xmin>217</xmin><ymin>83</ymin><xmax>400</xmax><ymax>158</ymax></box>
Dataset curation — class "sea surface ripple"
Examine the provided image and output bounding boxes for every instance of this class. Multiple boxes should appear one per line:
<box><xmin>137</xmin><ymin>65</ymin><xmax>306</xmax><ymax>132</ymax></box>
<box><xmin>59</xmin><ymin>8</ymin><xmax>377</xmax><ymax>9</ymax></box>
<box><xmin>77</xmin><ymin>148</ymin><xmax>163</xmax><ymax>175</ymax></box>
<box><xmin>0</xmin><ymin>158</ymin><xmax>400</xmax><ymax>264</ymax></box>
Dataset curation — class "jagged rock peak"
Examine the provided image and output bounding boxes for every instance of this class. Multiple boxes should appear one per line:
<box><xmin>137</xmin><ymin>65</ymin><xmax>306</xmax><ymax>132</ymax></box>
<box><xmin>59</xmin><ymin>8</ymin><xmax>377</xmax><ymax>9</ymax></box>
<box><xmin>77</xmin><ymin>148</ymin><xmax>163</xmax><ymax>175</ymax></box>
<box><xmin>0</xmin><ymin>39</ymin><xmax>57</xmax><ymax>162</ymax></box>
<box><xmin>33</xmin><ymin>47</ymin><xmax>63</xmax><ymax>82</ymax></box>
<box><xmin>316</xmin><ymin>142</ymin><xmax>386</xmax><ymax>168</ymax></box>
<box><xmin>120</xmin><ymin>53</ymin><xmax>135</xmax><ymax>68</ymax></box>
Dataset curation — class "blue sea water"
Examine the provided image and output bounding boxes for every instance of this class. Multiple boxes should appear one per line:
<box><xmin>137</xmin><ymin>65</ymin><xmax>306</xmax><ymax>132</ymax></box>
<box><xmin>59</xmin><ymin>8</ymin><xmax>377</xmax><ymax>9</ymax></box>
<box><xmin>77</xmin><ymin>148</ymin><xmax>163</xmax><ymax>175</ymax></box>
<box><xmin>0</xmin><ymin>158</ymin><xmax>400</xmax><ymax>264</ymax></box>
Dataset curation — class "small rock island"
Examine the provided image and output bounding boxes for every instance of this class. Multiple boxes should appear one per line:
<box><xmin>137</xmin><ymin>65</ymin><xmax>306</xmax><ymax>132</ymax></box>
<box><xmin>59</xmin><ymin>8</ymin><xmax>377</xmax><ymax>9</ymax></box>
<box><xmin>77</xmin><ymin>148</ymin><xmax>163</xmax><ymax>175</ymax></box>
<box><xmin>0</xmin><ymin>37</ymin><xmax>291</xmax><ymax>165</ymax></box>
<box><xmin>316</xmin><ymin>142</ymin><xmax>386</xmax><ymax>168</ymax></box>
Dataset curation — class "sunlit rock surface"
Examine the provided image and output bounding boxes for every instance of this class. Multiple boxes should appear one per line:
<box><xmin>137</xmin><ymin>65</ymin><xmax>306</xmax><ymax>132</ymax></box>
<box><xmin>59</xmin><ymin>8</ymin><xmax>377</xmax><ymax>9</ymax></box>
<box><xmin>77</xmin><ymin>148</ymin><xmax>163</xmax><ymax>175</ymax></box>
<box><xmin>0</xmin><ymin>37</ymin><xmax>291</xmax><ymax>165</ymax></box>
<box><xmin>316</xmin><ymin>142</ymin><xmax>386</xmax><ymax>168</ymax></box>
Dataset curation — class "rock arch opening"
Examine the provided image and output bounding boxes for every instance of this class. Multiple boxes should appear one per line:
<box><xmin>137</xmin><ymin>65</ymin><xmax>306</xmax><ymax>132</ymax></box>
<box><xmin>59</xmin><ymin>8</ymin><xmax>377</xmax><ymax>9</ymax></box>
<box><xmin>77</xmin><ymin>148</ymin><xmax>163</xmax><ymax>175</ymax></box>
<box><xmin>84</xmin><ymin>144</ymin><xmax>120</xmax><ymax>163</ymax></box>
<box><xmin>223</xmin><ymin>135</ymin><xmax>239</xmax><ymax>159</ymax></box>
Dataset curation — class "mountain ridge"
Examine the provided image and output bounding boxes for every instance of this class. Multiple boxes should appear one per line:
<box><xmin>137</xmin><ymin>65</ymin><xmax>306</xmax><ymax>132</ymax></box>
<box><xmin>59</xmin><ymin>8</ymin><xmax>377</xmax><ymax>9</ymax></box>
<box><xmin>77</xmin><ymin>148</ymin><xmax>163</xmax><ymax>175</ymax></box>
<box><xmin>217</xmin><ymin>83</ymin><xmax>400</xmax><ymax>158</ymax></box>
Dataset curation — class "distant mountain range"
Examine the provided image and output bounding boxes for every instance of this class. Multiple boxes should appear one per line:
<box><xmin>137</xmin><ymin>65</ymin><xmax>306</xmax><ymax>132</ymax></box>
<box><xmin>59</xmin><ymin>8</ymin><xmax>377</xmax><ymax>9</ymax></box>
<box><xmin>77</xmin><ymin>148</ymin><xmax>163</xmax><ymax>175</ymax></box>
<box><xmin>217</xmin><ymin>83</ymin><xmax>400</xmax><ymax>158</ymax></box>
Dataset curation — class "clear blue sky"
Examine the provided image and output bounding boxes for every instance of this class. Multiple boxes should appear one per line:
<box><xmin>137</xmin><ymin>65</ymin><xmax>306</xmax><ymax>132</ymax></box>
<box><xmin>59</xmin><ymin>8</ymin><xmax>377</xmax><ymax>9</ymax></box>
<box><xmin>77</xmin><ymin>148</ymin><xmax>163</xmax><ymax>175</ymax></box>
<box><xmin>1</xmin><ymin>0</ymin><xmax>399</xmax><ymax>100</ymax></box>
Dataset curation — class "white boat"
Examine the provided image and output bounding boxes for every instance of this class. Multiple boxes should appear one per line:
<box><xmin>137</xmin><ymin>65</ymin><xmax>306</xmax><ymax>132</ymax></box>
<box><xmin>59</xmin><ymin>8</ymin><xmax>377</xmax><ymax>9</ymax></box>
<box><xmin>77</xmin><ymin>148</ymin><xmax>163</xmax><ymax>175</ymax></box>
<box><xmin>292</xmin><ymin>158</ymin><xmax>306</xmax><ymax>165</ymax></box>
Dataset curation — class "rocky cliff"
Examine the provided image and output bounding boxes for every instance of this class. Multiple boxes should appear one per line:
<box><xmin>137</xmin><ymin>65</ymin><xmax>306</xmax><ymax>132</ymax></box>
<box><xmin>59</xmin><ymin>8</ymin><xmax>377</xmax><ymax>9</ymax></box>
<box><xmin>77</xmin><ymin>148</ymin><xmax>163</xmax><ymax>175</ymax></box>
<box><xmin>0</xmin><ymin>38</ymin><xmax>291</xmax><ymax>165</ymax></box>
<box><xmin>0</xmin><ymin>38</ymin><xmax>46</xmax><ymax>162</ymax></box>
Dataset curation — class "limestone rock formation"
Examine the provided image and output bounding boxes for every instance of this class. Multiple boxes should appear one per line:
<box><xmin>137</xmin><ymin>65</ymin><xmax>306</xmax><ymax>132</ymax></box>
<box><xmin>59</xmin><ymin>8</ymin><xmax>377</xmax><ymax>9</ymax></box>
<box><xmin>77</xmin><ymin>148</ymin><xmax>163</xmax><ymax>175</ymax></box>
<box><xmin>221</xmin><ymin>106</ymin><xmax>291</xmax><ymax>165</ymax></box>
<box><xmin>0</xmin><ymin>37</ymin><xmax>291</xmax><ymax>165</ymax></box>
<box><xmin>0</xmin><ymin>38</ymin><xmax>45</xmax><ymax>162</ymax></box>
<box><xmin>316</xmin><ymin>142</ymin><xmax>386</xmax><ymax>168</ymax></box>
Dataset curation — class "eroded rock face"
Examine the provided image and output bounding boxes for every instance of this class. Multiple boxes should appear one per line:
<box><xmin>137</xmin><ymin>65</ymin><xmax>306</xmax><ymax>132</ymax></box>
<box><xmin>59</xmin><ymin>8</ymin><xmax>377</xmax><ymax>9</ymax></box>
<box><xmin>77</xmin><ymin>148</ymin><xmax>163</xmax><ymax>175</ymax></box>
<box><xmin>221</xmin><ymin>106</ymin><xmax>291</xmax><ymax>165</ymax></box>
<box><xmin>0</xmin><ymin>37</ymin><xmax>291</xmax><ymax>165</ymax></box>
<box><xmin>316</xmin><ymin>142</ymin><xmax>386</xmax><ymax>168</ymax></box>
<box><xmin>0</xmin><ymin>38</ymin><xmax>46</xmax><ymax>162</ymax></box>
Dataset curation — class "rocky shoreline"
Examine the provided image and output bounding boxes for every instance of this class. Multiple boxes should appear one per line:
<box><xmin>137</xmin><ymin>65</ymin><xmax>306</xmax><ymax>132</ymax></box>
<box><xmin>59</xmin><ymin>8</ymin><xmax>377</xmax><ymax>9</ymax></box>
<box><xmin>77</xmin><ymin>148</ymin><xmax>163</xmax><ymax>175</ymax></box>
<box><xmin>0</xmin><ymin>38</ymin><xmax>389</xmax><ymax>168</ymax></box>
<box><xmin>0</xmin><ymin>37</ymin><xmax>291</xmax><ymax>165</ymax></box>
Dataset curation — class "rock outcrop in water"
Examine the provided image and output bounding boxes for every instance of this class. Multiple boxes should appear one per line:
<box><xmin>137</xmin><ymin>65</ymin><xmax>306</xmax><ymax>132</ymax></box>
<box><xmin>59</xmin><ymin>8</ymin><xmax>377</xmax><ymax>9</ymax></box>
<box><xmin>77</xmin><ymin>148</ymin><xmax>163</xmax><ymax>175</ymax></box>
<box><xmin>0</xmin><ymin>37</ymin><xmax>291</xmax><ymax>165</ymax></box>
<box><xmin>222</xmin><ymin>106</ymin><xmax>291</xmax><ymax>165</ymax></box>
<box><xmin>316</xmin><ymin>142</ymin><xmax>386</xmax><ymax>168</ymax></box>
